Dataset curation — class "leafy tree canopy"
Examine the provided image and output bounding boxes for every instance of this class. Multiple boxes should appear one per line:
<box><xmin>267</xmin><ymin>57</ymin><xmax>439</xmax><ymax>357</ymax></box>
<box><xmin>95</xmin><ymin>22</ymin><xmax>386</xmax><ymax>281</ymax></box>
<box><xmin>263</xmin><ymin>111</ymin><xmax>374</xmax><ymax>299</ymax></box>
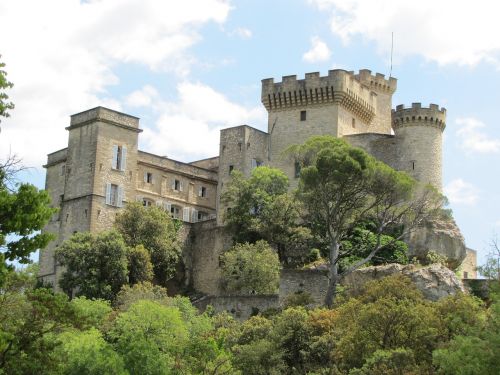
<box><xmin>222</xmin><ymin>166</ymin><xmax>312</xmax><ymax>262</ymax></box>
<box><xmin>0</xmin><ymin>54</ymin><xmax>14</xmax><ymax>123</ymax></box>
<box><xmin>221</xmin><ymin>240</ymin><xmax>281</xmax><ymax>295</ymax></box>
<box><xmin>55</xmin><ymin>230</ymin><xmax>153</xmax><ymax>301</ymax></box>
<box><xmin>115</xmin><ymin>202</ymin><xmax>181</xmax><ymax>286</ymax></box>
<box><xmin>294</xmin><ymin>135</ymin><xmax>443</xmax><ymax>306</ymax></box>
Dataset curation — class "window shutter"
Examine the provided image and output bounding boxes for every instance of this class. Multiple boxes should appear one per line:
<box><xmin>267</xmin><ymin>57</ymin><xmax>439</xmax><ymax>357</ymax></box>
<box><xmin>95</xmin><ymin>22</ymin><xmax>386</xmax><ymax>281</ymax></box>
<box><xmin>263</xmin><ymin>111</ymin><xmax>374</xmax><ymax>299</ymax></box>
<box><xmin>144</xmin><ymin>171</ymin><xmax>148</xmax><ymax>183</ymax></box>
<box><xmin>198</xmin><ymin>187</ymin><xmax>202</xmax><ymax>196</ymax></box>
<box><xmin>151</xmin><ymin>174</ymin><xmax>154</xmax><ymax>185</ymax></box>
<box><xmin>112</xmin><ymin>145</ymin><xmax>119</xmax><ymax>169</ymax></box>
<box><xmin>105</xmin><ymin>183</ymin><xmax>112</xmax><ymax>205</ymax></box>
<box><xmin>117</xmin><ymin>186</ymin><xmax>124</xmax><ymax>207</ymax></box>
<box><xmin>156</xmin><ymin>200</ymin><xmax>163</xmax><ymax>207</ymax></box>
<box><xmin>172</xmin><ymin>179</ymin><xmax>176</xmax><ymax>189</ymax></box>
<box><xmin>191</xmin><ymin>209</ymin><xmax>198</xmax><ymax>223</ymax></box>
<box><xmin>183</xmin><ymin>207</ymin><xmax>190</xmax><ymax>222</ymax></box>
<box><xmin>164</xmin><ymin>202</ymin><xmax>172</xmax><ymax>212</ymax></box>
<box><xmin>180</xmin><ymin>181</ymin><xmax>183</xmax><ymax>192</ymax></box>
<box><xmin>251</xmin><ymin>158</ymin><xmax>257</xmax><ymax>169</ymax></box>
<box><xmin>121</xmin><ymin>146</ymin><xmax>127</xmax><ymax>171</ymax></box>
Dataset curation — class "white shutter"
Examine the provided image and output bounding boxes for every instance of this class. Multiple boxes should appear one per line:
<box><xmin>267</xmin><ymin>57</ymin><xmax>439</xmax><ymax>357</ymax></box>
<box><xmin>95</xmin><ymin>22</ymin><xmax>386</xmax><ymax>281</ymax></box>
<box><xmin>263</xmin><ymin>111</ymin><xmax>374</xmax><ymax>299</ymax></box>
<box><xmin>105</xmin><ymin>183</ymin><xmax>112</xmax><ymax>205</ymax></box>
<box><xmin>251</xmin><ymin>158</ymin><xmax>257</xmax><ymax>169</ymax></box>
<box><xmin>164</xmin><ymin>202</ymin><xmax>172</xmax><ymax>212</ymax></box>
<box><xmin>179</xmin><ymin>181</ymin><xmax>183</xmax><ymax>192</ymax></box>
<box><xmin>183</xmin><ymin>207</ymin><xmax>190</xmax><ymax>222</ymax></box>
<box><xmin>112</xmin><ymin>145</ymin><xmax>119</xmax><ymax>169</ymax></box>
<box><xmin>198</xmin><ymin>186</ymin><xmax>202</xmax><ymax>196</ymax></box>
<box><xmin>117</xmin><ymin>186</ymin><xmax>124</xmax><ymax>207</ymax></box>
<box><xmin>144</xmin><ymin>171</ymin><xmax>148</xmax><ymax>183</ymax></box>
<box><xmin>156</xmin><ymin>200</ymin><xmax>163</xmax><ymax>207</ymax></box>
<box><xmin>120</xmin><ymin>146</ymin><xmax>127</xmax><ymax>171</ymax></box>
<box><xmin>191</xmin><ymin>209</ymin><xmax>198</xmax><ymax>223</ymax></box>
<box><xmin>172</xmin><ymin>179</ymin><xmax>176</xmax><ymax>190</ymax></box>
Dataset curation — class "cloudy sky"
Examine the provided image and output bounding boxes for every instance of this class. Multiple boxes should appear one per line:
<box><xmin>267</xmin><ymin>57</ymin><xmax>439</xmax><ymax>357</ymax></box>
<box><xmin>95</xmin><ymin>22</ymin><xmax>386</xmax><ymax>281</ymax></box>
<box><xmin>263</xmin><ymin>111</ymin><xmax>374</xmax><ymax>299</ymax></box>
<box><xmin>1</xmin><ymin>0</ymin><xmax>499</xmax><ymax>266</ymax></box>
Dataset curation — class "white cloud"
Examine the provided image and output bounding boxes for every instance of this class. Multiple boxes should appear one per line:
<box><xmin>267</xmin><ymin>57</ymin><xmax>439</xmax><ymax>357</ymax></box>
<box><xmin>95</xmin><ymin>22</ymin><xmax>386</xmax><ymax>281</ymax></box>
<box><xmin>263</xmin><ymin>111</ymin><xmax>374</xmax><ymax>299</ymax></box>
<box><xmin>308</xmin><ymin>0</ymin><xmax>500</xmax><ymax>67</ymax></box>
<box><xmin>444</xmin><ymin>179</ymin><xmax>480</xmax><ymax>206</ymax></box>
<box><xmin>494</xmin><ymin>220</ymin><xmax>500</xmax><ymax>228</ymax></box>
<box><xmin>303</xmin><ymin>36</ymin><xmax>332</xmax><ymax>63</ymax></box>
<box><xmin>0</xmin><ymin>0</ymin><xmax>231</xmax><ymax>167</ymax></box>
<box><xmin>232</xmin><ymin>27</ymin><xmax>253</xmax><ymax>39</ymax></box>
<box><xmin>456</xmin><ymin>117</ymin><xmax>500</xmax><ymax>154</ymax></box>
<box><xmin>140</xmin><ymin>82</ymin><xmax>266</xmax><ymax>161</ymax></box>
<box><xmin>125</xmin><ymin>85</ymin><xmax>160</xmax><ymax>108</ymax></box>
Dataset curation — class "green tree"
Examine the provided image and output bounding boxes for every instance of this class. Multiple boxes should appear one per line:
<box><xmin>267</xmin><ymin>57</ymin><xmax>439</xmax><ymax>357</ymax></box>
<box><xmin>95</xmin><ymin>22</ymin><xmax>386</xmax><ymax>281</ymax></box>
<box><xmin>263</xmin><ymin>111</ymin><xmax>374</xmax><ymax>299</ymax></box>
<box><xmin>0</xmin><ymin>54</ymin><xmax>14</xmax><ymax>124</ymax></box>
<box><xmin>0</xmin><ymin>176</ymin><xmax>56</xmax><ymax>286</ymax></box>
<box><xmin>55</xmin><ymin>231</ymin><xmax>129</xmax><ymax>301</ymax></box>
<box><xmin>222</xmin><ymin>166</ymin><xmax>312</xmax><ymax>262</ymax></box>
<box><xmin>109</xmin><ymin>300</ymin><xmax>188</xmax><ymax>374</ymax></box>
<box><xmin>433</xmin><ymin>289</ymin><xmax>500</xmax><ymax>374</ymax></box>
<box><xmin>114</xmin><ymin>281</ymin><xmax>169</xmax><ymax>311</ymax></box>
<box><xmin>220</xmin><ymin>241</ymin><xmax>280</xmax><ymax>294</ymax></box>
<box><xmin>54</xmin><ymin>328</ymin><xmax>127</xmax><ymax>375</ymax></box>
<box><xmin>127</xmin><ymin>245</ymin><xmax>154</xmax><ymax>285</ymax></box>
<box><xmin>292</xmin><ymin>136</ymin><xmax>442</xmax><ymax>306</ymax></box>
<box><xmin>0</xmin><ymin>275</ymin><xmax>77</xmax><ymax>374</ymax></box>
<box><xmin>115</xmin><ymin>202</ymin><xmax>181</xmax><ymax>286</ymax></box>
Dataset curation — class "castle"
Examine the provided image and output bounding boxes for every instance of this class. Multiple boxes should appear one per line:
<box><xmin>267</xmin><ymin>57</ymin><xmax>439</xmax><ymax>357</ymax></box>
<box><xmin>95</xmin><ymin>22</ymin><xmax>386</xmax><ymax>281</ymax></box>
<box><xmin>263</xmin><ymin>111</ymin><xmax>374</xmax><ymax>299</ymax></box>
<box><xmin>39</xmin><ymin>69</ymin><xmax>477</xmax><ymax>307</ymax></box>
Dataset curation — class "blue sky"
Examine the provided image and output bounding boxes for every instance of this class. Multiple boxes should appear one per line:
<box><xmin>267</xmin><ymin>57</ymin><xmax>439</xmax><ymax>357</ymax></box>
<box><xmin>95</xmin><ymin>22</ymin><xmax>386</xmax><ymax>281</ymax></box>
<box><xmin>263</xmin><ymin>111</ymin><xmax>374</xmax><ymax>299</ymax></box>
<box><xmin>1</xmin><ymin>0</ymin><xmax>499</xmax><ymax>266</ymax></box>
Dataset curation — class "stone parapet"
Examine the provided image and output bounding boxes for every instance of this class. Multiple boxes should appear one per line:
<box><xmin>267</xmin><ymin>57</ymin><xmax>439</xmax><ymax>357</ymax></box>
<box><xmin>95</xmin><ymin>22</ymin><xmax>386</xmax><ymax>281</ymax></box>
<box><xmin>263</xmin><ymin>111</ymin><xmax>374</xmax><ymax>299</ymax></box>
<box><xmin>68</xmin><ymin>106</ymin><xmax>141</xmax><ymax>130</ymax></box>
<box><xmin>354</xmin><ymin>69</ymin><xmax>397</xmax><ymax>93</ymax></box>
<box><xmin>261</xmin><ymin>70</ymin><xmax>376</xmax><ymax>123</ymax></box>
<box><xmin>392</xmin><ymin>103</ymin><xmax>446</xmax><ymax>131</ymax></box>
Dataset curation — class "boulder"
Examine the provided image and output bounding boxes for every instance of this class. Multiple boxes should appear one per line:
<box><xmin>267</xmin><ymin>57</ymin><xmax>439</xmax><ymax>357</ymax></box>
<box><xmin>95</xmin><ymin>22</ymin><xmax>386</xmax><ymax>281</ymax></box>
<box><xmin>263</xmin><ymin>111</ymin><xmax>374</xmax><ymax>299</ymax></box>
<box><xmin>407</xmin><ymin>217</ymin><xmax>467</xmax><ymax>269</ymax></box>
<box><xmin>342</xmin><ymin>263</ymin><xmax>465</xmax><ymax>301</ymax></box>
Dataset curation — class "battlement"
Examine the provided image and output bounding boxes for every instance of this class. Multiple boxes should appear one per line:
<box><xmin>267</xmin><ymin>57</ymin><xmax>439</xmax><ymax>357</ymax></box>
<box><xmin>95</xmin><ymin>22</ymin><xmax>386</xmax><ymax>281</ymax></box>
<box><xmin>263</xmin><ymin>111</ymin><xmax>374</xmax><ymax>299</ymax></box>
<box><xmin>392</xmin><ymin>103</ymin><xmax>446</xmax><ymax>131</ymax></box>
<box><xmin>261</xmin><ymin>70</ymin><xmax>376</xmax><ymax>123</ymax></box>
<box><xmin>67</xmin><ymin>106</ymin><xmax>142</xmax><ymax>131</ymax></box>
<box><xmin>354</xmin><ymin>69</ymin><xmax>397</xmax><ymax>93</ymax></box>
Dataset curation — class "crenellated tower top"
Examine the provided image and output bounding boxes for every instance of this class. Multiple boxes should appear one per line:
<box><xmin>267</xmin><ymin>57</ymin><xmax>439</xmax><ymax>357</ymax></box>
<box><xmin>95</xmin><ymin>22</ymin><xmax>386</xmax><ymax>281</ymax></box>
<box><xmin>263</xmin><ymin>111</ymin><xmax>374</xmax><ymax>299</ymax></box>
<box><xmin>261</xmin><ymin>69</ymin><xmax>397</xmax><ymax>124</ymax></box>
<box><xmin>392</xmin><ymin>103</ymin><xmax>446</xmax><ymax>131</ymax></box>
<box><xmin>354</xmin><ymin>69</ymin><xmax>397</xmax><ymax>94</ymax></box>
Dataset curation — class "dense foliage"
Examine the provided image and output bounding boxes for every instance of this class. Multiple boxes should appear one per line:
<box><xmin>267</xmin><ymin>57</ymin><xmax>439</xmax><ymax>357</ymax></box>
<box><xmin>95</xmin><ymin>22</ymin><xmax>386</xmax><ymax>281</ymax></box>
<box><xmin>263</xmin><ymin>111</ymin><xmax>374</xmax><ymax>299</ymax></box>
<box><xmin>0</xmin><ymin>160</ymin><xmax>56</xmax><ymax>287</ymax></box>
<box><xmin>222</xmin><ymin>167</ymin><xmax>311</xmax><ymax>262</ymax></box>
<box><xmin>1</xmin><ymin>268</ymin><xmax>496</xmax><ymax>375</ymax></box>
<box><xmin>114</xmin><ymin>202</ymin><xmax>181</xmax><ymax>286</ymax></box>
<box><xmin>0</xmin><ymin>54</ymin><xmax>14</xmax><ymax>123</ymax></box>
<box><xmin>220</xmin><ymin>241</ymin><xmax>281</xmax><ymax>294</ymax></box>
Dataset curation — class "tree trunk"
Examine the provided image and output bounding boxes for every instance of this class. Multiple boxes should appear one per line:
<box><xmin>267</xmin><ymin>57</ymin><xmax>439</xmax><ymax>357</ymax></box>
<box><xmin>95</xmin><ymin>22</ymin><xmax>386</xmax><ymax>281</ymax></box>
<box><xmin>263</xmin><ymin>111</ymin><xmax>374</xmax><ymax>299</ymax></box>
<box><xmin>325</xmin><ymin>239</ymin><xmax>340</xmax><ymax>308</ymax></box>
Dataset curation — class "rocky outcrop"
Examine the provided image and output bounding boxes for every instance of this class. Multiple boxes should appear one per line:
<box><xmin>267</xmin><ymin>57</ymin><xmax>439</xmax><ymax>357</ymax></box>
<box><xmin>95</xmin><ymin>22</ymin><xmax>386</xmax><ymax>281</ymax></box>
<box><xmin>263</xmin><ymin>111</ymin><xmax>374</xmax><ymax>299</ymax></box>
<box><xmin>342</xmin><ymin>263</ymin><xmax>465</xmax><ymax>301</ymax></box>
<box><xmin>407</xmin><ymin>217</ymin><xmax>467</xmax><ymax>269</ymax></box>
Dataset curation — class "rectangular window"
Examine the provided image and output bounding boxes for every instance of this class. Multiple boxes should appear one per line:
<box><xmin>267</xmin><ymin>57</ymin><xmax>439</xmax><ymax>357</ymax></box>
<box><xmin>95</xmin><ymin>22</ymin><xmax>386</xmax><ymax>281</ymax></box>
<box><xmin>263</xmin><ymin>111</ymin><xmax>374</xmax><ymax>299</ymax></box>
<box><xmin>197</xmin><ymin>211</ymin><xmax>207</xmax><ymax>221</ymax></box>
<box><xmin>105</xmin><ymin>183</ymin><xmax>123</xmax><ymax>207</ymax></box>
<box><xmin>183</xmin><ymin>207</ymin><xmax>190</xmax><ymax>222</ymax></box>
<box><xmin>170</xmin><ymin>205</ymin><xmax>180</xmax><ymax>219</ymax></box>
<box><xmin>199</xmin><ymin>186</ymin><xmax>207</xmax><ymax>198</ymax></box>
<box><xmin>229</xmin><ymin>165</ymin><xmax>234</xmax><ymax>174</ymax></box>
<box><xmin>294</xmin><ymin>162</ymin><xmax>301</xmax><ymax>178</ymax></box>
<box><xmin>144</xmin><ymin>172</ymin><xmax>153</xmax><ymax>184</ymax></box>
<box><xmin>112</xmin><ymin>145</ymin><xmax>127</xmax><ymax>171</ymax></box>
<box><xmin>463</xmin><ymin>271</ymin><xmax>469</xmax><ymax>279</ymax></box>
<box><xmin>300</xmin><ymin>110</ymin><xmax>306</xmax><ymax>121</ymax></box>
<box><xmin>352</xmin><ymin>118</ymin><xmax>356</xmax><ymax>128</ymax></box>
<box><xmin>142</xmin><ymin>198</ymin><xmax>153</xmax><ymax>207</ymax></box>
<box><xmin>172</xmin><ymin>179</ymin><xmax>183</xmax><ymax>191</ymax></box>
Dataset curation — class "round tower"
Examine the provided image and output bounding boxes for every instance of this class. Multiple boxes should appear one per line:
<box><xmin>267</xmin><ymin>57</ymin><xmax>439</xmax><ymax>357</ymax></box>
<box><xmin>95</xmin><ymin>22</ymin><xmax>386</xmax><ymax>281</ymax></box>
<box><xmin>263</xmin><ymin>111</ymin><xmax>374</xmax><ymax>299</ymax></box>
<box><xmin>392</xmin><ymin>103</ymin><xmax>446</xmax><ymax>191</ymax></box>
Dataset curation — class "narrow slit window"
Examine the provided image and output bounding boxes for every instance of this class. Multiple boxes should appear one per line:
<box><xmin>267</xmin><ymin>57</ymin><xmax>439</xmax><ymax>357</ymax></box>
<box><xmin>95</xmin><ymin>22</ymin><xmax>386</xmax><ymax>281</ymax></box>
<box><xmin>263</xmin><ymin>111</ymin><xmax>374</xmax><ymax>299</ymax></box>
<box><xmin>300</xmin><ymin>110</ymin><xmax>306</xmax><ymax>121</ymax></box>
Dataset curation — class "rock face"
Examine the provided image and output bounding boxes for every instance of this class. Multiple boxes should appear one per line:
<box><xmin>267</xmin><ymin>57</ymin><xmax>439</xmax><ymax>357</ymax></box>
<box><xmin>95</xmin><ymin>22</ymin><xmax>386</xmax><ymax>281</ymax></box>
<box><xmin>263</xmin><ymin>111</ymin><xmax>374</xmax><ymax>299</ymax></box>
<box><xmin>342</xmin><ymin>263</ymin><xmax>465</xmax><ymax>301</ymax></box>
<box><xmin>407</xmin><ymin>218</ymin><xmax>467</xmax><ymax>269</ymax></box>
